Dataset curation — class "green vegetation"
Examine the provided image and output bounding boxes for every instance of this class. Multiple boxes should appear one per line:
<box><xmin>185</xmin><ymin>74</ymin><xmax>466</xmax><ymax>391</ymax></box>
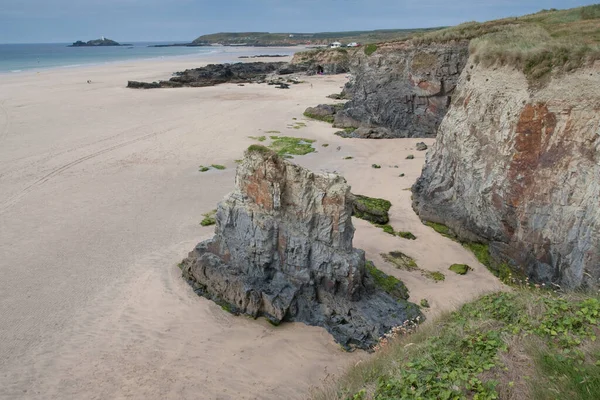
<box><xmin>398</xmin><ymin>173</ymin><xmax>405</xmax><ymax>177</ymax></box>
<box><xmin>312</xmin><ymin>290</ymin><xmax>600</xmax><ymax>400</ymax></box>
<box><xmin>248</xmin><ymin>135</ymin><xmax>267</xmax><ymax>142</ymax></box>
<box><xmin>424</xmin><ymin>271</ymin><xmax>446</xmax><ymax>282</ymax></box>
<box><xmin>397</xmin><ymin>231</ymin><xmax>417</xmax><ymax>240</ymax></box>
<box><xmin>343</xmin><ymin>156</ymin><xmax>353</xmax><ymax>160</ymax></box>
<box><xmin>420</xmin><ymin>298</ymin><xmax>430</xmax><ymax>308</ymax></box>
<box><xmin>406</xmin><ymin>155</ymin><xmax>415</xmax><ymax>160</ymax></box>
<box><xmin>292</xmin><ymin>122</ymin><xmax>307</xmax><ymax>129</ymax></box>
<box><xmin>247</xmin><ymin>144</ymin><xmax>274</xmax><ymax>155</ymax></box>
<box><xmin>352</xmin><ymin>195</ymin><xmax>392</xmax><ymax>224</ymax></box>
<box><xmin>381</xmin><ymin>251</ymin><xmax>418</xmax><ymax>271</ymax></box>
<box><xmin>364</xmin><ymin>43</ymin><xmax>378</xmax><ymax>56</ymax></box>
<box><xmin>265</xmin><ymin>130</ymin><xmax>281</xmax><ymax>134</ymax></box>
<box><xmin>193</xmin><ymin>28</ymin><xmax>443</xmax><ymax>47</ymax></box>
<box><xmin>376</xmin><ymin>224</ymin><xmax>396</xmax><ymax>235</ymax></box>
<box><xmin>365</xmin><ymin>261</ymin><xmax>410</xmax><ymax>300</ymax></box>
<box><xmin>382</xmin><ymin>251</ymin><xmax>445</xmax><ymax>283</ymax></box>
<box><xmin>211</xmin><ymin>164</ymin><xmax>226</xmax><ymax>170</ymax></box>
<box><xmin>449</xmin><ymin>264</ymin><xmax>471</xmax><ymax>275</ymax></box>
<box><xmin>425</xmin><ymin>221</ymin><xmax>455</xmax><ymax>239</ymax></box>
<box><xmin>410</xmin><ymin>5</ymin><xmax>600</xmax><ymax>83</ymax></box>
<box><xmin>371</xmin><ymin>164</ymin><xmax>381</xmax><ymax>169</ymax></box>
<box><xmin>322</xmin><ymin>143</ymin><xmax>329</xmax><ymax>147</ymax></box>
<box><xmin>200</xmin><ymin>210</ymin><xmax>217</xmax><ymax>226</ymax></box>
<box><xmin>199</xmin><ymin>164</ymin><xmax>226</xmax><ymax>172</ymax></box>
<box><xmin>199</xmin><ymin>166</ymin><xmax>210</xmax><ymax>172</ymax></box>
<box><xmin>303</xmin><ymin>110</ymin><xmax>334</xmax><ymax>124</ymax></box>
<box><xmin>424</xmin><ymin>220</ymin><xmax>523</xmax><ymax>284</ymax></box>
<box><xmin>268</xmin><ymin>136</ymin><xmax>316</xmax><ymax>157</ymax></box>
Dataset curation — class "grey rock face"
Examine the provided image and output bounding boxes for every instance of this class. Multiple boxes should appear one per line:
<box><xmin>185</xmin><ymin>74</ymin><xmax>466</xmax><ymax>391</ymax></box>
<box><xmin>413</xmin><ymin>62</ymin><xmax>600</xmax><ymax>289</ymax></box>
<box><xmin>336</xmin><ymin>41</ymin><xmax>469</xmax><ymax>138</ymax></box>
<box><xmin>181</xmin><ymin>147</ymin><xmax>421</xmax><ymax>349</ymax></box>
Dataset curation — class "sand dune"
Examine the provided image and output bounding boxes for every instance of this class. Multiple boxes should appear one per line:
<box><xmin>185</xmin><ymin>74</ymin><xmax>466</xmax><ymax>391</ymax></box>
<box><xmin>0</xmin><ymin>52</ymin><xmax>503</xmax><ymax>399</ymax></box>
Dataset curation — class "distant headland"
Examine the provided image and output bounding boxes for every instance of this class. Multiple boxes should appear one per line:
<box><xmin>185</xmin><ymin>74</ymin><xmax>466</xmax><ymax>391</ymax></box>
<box><xmin>69</xmin><ymin>38</ymin><xmax>132</xmax><ymax>47</ymax></box>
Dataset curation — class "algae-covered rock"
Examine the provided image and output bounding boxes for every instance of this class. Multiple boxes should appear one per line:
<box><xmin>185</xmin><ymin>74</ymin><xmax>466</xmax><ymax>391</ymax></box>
<box><xmin>449</xmin><ymin>264</ymin><xmax>471</xmax><ymax>275</ymax></box>
<box><xmin>352</xmin><ymin>194</ymin><xmax>391</xmax><ymax>224</ymax></box>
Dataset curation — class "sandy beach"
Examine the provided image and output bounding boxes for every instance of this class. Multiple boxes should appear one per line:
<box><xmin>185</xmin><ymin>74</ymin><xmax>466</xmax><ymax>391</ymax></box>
<box><xmin>0</xmin><ymin>50</ymin><xmax>504</xmax><ymax>399</ymax></box>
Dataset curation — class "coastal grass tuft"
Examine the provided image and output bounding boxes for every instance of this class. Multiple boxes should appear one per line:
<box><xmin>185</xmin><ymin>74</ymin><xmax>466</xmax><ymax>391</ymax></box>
<box><xmin>311</xmin><ymin>289</ymin><xmax>600</xmax><ymax>400</ymax></box>
<box><xmin>410</xmin><ymin>5</ymin><xmax>600</xmax><ymax>83</ymax></box>
<box><xmin>364</xmin><ymin>43</ymin><xmax>378</xmax><ymax>56</ymax></box>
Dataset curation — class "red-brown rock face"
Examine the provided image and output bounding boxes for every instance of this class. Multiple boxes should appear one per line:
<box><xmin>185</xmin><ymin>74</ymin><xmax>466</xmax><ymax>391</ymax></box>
<box><xmin>413</xmin><ymin>61</ymin><xmax>600</xmax><ymax>289</ymax></box>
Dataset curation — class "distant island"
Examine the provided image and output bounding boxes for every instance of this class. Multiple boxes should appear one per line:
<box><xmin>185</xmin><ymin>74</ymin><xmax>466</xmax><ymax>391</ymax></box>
<box><xmin>69</xmin><ymin>38</ymin><xmax>132</xmax><ymax>47</ymax></box>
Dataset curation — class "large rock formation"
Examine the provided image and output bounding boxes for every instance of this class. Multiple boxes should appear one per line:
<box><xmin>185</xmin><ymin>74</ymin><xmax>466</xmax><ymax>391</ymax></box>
<box><xmin>128</xmin><ymin>62</ymin><xmax>307</xmax><ymax>89</ymax></box>
<box><xmin>413</xmin><ymin>61</ymin><xmax>600</xmax><ymax>289</ymax></box>
<box><xmin>291</xmin><ymin>48</ymin><xmax>352</xmax><ymax>75</ymax></box>
<box><xmin>333</xmin><ymin>41</ymin><xmax>469</xmax><ymax>138</ymax></box>
<box><xmin>181</xmin><ymin>146</ymin><xmax>421</xmax><ymax>349</ymax></box>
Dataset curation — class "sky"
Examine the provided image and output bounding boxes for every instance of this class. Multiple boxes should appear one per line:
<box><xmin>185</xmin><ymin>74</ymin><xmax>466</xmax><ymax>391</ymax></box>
<box><xmin>0</xmin><ymin>0</ymin><xmax>598</xmax><ymax>43</ymax></box>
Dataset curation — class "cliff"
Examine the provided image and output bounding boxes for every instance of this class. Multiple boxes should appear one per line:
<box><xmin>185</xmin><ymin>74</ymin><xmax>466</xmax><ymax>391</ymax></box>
<box><xmin>413</xmin><ymin>60</ymin><xmax>600</xmax><ymax>289</ymax></box>
<box><xmin>292</xmin><ymin>41</ymin><xmax>469</xmax><ymax>138</ymax></box>
<box><xmin>336</xmin><ymin>41</ymin><xmax>469</xmax><ymax>138</ymax></box>
<box><xmin>181</xmin><ymin>146</ymin><xmax>421</xmax><ymax>349</ymax></box>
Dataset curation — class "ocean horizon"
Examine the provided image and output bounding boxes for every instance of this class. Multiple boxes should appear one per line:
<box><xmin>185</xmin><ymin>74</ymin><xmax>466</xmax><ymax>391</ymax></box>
<box><xmin>0</xmin><ymin>42</ymin><xmax>230</xmax><ymax>73</ymax></box>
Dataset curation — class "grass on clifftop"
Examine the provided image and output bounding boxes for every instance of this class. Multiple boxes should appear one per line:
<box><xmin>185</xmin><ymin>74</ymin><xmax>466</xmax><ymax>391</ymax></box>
<box><xmin>312</xmin><ymin>289</ymin><xmax>600</xmax><ymax>400</ymax></box>
<box><xmin>411</xmin><ymin>5</ymin><xmax>600</xmax><ymax>82</ymax></box>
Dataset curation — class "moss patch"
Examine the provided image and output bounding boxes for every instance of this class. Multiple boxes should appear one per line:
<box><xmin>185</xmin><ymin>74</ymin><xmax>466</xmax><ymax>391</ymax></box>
<box><xmin>397</xmin><ymin>231</ymin><xmax>417</xmax><ymax>240</ymax></box>
<box><xmin>449</xmin><ymin>263</ymin><xmax>472</xmax><ymax>275</ymax></box>
<box><xmin>352</xmin><ymin>194</ymin><xmax>392</xmax><ymax>224</ymax></box>
<box><xmin>248</xmin><ymin>135</ymin><xmax>266</xmax><ymax>141</ymax></box>
<box><xmin>365</xmin><ymin>260</ymin><xmax>409</xmax><ymax>300</ymax></box>
<box><xmin>200</xmin><ymin>209</ymin><xmax>217</xmax><ymax>226</ymax></box>
<box><xmin>268</xmin><ymin>136</ymin><xmax>316</xmax><ymax>157</ymax></box>
<box><xmin>303</xmin><ymin>110</ymin><xmax>334</xmax><ymax>124</ymax></box>
<box><xmin>382</xmin><ymin>251</ymin><xmax>418</xmax><ymax>271</ymax></box>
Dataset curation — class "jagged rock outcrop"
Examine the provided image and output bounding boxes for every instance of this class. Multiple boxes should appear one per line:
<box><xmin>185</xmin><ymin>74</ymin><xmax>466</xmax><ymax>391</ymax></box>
<box><xmin>334</xmin><ymin>41</ymin><xmax>469</xmax><ymax>138</ymax></box>
<box><xmin>413</xmin><ymin>61</ymin><xmax>600</xmax><ymax>289</ymax></box>
<box><xmin>127</xmin><ymin>62</ymin><xmax>308</xmax><ymax>89</ymax></box>
<box><xmin>181</xmin><ymin>146</ymin><xmax>421</xmax><ymax>349</ymax></box>
<box><xmin>291</xmin><ymin>48</ymin><xmax>352</xmax><ymax>75</ymax></box>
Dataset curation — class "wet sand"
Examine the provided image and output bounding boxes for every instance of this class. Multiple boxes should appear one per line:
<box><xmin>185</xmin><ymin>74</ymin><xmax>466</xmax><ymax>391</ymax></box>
<box><xmin>0</xmin><ymin>51</ymin><xmax>504</xmax><ymax>399</ymax></box>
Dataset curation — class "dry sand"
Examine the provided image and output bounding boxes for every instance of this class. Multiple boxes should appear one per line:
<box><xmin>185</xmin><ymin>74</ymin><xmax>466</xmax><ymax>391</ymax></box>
<box><xmin>0</xmin><ymin>50</ymin><xmax>504</xmax><ymax>399</ymax></box>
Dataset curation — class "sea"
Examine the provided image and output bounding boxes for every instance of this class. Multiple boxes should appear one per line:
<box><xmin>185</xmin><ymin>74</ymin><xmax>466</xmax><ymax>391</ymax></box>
<box><xmin>0</xmin><ymin>42</ymin><xmax>290</xmax><ymax>74</ymax></box>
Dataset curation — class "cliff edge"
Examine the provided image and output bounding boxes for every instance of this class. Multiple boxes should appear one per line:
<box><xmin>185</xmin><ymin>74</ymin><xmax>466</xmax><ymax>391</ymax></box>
<box><xmin>413</xmin><ymin>60</ymin><xmax>600</xmax><ymax>289</ymax></box>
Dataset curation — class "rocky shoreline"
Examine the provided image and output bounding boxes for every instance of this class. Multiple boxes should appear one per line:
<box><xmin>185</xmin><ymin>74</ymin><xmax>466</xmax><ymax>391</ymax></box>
<box><xmin>127</xmin><ymin>62</ymin><xmax>308</xmax><ymax>89</ymax></box>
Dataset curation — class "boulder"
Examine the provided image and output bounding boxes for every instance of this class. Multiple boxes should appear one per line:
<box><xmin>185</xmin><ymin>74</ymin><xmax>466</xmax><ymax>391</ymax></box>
<box><xmin>181</xmin><ymin>146</ymin><xmax>421</xmax><ymax>349</ymax></box>
<box><xmin>416</xmin><ymin>142</ymin><xmax>428</xmax><ymax>151</ymax></box>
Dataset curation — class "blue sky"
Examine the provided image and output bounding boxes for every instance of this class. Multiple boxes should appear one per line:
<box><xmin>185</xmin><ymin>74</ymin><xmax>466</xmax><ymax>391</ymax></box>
<box><xmin>0</xmin><ymin>0</ymin><xmax>598</xmax><ymax>43</ymax></box>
